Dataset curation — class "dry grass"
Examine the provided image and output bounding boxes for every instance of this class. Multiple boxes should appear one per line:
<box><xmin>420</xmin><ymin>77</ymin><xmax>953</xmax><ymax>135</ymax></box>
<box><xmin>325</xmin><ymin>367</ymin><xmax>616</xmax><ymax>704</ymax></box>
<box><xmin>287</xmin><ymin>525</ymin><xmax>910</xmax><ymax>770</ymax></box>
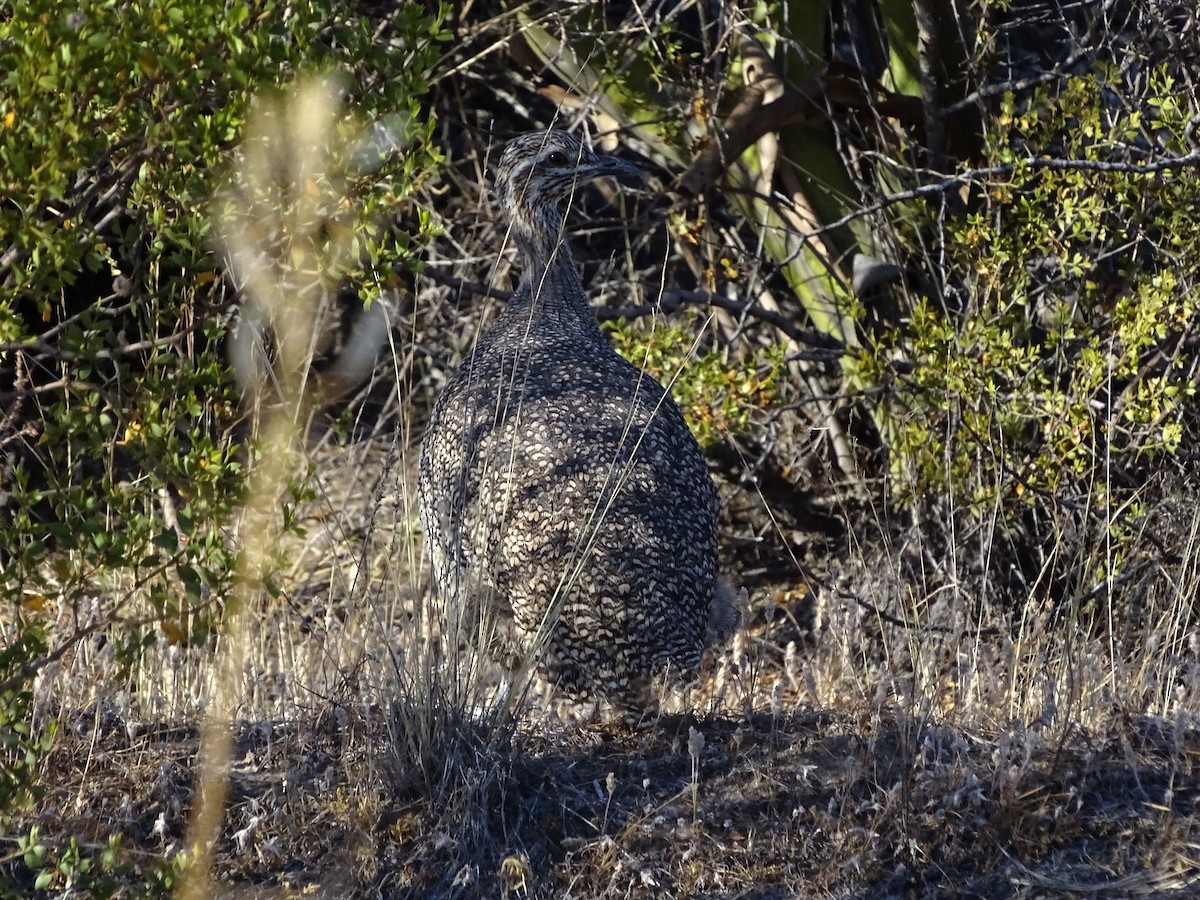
<box><xmin>14</xmin><ymin>396</ymin><xmax>1200</xmax><ymax>898</ymax></box>
<box><xmin>23</xmin><ymin>658</ymin><xmax>1200</xmax><ymax>897</ymax></box>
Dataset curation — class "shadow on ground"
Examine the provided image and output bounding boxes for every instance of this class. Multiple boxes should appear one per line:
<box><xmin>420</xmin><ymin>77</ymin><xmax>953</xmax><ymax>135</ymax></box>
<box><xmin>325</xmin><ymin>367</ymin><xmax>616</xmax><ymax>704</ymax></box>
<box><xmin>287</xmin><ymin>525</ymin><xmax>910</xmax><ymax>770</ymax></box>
<box><xmin>10</xmin><ymin>704</ymin><xmax>1199</xmax><ymax>898</ymax></box>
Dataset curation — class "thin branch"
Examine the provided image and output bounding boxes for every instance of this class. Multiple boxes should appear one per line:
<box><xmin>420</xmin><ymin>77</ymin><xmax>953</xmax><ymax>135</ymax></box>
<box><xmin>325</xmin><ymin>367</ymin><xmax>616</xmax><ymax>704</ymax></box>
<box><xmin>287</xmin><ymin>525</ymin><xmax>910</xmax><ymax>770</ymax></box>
<box><xmin>0</xmin><ymin>325</ymin><xmax>200</xmax><ymax>361</ymax></box>
<box><xmin>679</xmin><ymin>38</ymin><xmax>925</xmax><ymax>196</ymax></box>
<box><xmin>781</xmin><ymin>149</ymin><xmax>1200</xmax><ymax>240</ymax></box>
<box><xmin>422</xmin><ymin>264</ymin><xmax>513</xmax><ymax>301</ymax></box>
<box><xmin>677</xmin><ymin>27</ymin><xmax>1197</xmax><ymax>201</ymax></box>
<box><xmin>422</xmin><ymin>266</ymin><xmax>845</xmax><ymax>351</ymax></box>
<box><xmin>601</xmin><ymin>289</ymin><xmax>845</xmax><ymax>351</ymax></box>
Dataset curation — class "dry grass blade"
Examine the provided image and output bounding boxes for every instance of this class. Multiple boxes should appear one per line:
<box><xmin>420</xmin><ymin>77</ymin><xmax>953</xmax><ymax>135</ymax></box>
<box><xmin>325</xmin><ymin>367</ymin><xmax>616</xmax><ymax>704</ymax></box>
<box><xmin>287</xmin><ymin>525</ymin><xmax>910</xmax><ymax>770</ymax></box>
<box><xmin>179</xmin><ymin>75</ymin><xmax>362</xmax><ymax>899</ymax></box>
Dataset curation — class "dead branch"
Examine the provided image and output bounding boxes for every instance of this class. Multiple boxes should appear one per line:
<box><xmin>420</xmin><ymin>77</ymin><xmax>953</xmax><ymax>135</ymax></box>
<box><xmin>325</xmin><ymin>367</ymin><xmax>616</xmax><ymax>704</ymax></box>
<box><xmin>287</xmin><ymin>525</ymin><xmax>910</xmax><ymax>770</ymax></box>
<box><xmin>423</xmin><ymin>266</ymin><xmax>844</xmax><ymax>351</ymax></box>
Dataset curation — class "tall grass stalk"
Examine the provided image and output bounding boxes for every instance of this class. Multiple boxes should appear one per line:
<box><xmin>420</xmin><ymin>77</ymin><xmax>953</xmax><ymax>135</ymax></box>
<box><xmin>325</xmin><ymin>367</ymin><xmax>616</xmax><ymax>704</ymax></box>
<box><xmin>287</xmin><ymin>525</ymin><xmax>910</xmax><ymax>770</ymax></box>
<box><xmin>180</xmin><ymin>75</ymin><xmax>364</xmax><ymax>898</ymax></box>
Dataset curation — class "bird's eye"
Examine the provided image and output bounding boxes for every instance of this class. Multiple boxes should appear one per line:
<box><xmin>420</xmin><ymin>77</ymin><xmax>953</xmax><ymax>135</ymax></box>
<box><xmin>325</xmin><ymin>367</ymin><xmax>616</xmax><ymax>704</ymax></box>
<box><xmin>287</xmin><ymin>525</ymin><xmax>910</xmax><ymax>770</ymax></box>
<box><xmin>547</xmin><ymin>151</ymin><xmax>568</xmax><ymax>166</ymax></box>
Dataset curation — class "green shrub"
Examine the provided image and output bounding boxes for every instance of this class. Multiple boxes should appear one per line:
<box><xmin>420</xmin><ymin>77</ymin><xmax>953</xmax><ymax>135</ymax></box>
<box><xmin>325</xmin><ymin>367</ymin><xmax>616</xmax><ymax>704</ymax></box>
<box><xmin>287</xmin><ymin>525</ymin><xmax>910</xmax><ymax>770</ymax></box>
<box><xmin>878</xmin><ymin>68</ymin><xmax>1200</xmax><ymax>547</ymax></box>
<box><xmin>605</xmin><ymin>315</ymin><xmax>784</xmax><ymax>447</ymax></box>
<box><xmin>0</xmin><ymin>0</ymin><xmax>446</xmax><ymax>845</ymax></box>
<box><xmin>0</xmin><ymin>626</ymin><xmax>52</xmax><ymax>818</ymax></box>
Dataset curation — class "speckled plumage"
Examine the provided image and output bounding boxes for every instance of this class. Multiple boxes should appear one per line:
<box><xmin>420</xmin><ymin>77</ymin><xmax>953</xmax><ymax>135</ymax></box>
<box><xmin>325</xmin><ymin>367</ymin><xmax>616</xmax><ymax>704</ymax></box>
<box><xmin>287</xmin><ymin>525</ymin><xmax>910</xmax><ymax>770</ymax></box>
<box><xmin>418</xmin><ymin>131</ymin><xmax>731</xmax><ymax>712</ymax></box>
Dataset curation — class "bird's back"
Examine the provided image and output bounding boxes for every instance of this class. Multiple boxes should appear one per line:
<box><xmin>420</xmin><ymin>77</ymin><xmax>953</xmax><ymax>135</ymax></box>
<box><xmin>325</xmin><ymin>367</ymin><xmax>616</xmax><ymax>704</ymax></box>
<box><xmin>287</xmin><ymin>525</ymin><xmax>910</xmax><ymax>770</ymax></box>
<box><xmin>420</xmin><ymin>291</ymin><xmax>719</xmax><ymax>702</ymax></box>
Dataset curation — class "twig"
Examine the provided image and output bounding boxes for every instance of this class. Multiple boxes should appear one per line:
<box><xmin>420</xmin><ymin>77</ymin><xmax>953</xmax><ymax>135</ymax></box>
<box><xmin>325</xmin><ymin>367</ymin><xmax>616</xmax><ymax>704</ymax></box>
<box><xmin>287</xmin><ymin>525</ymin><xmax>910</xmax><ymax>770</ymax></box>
<box><xmin>677</xmin><ymin>27</ymin><xmax>1199</xmax><ymax>202</ymax></box>
<box><xmin>601</xmin><ymin>288</ymin><xmax>844</xmax><ymax>351</ymax></box>
<box><xmin>679</xmin><ymin>38</ymin><xmax>925</xmax><ymax>196</ymax></box>
<box><xmin>790</xmin><ymin>149</ymin><xmax>1200</xmax><ymax>241</ymax></box>
<box><xmin>837</xmin><ymin>589</ymin><xmax>1002</xmax><ymax>638</ymax></box>
<box><xmin>422</xmin><ymin>267</ymin><xmax>846</xmax><ymax>351</ymax></box>
<box><xmin>422</xmin><ymin>264</ymin><xmax>513</xmax><ymax>301</ymax></box>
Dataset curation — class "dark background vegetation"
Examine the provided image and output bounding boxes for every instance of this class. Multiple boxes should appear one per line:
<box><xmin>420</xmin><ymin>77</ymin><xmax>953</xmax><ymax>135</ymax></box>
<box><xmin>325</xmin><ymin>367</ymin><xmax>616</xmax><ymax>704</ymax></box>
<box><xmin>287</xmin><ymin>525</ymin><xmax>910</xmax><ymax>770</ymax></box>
<box><xmin>3</xmin><ymin>0</ymin><xmax>1200</xmax><ymax>896</ymax></box>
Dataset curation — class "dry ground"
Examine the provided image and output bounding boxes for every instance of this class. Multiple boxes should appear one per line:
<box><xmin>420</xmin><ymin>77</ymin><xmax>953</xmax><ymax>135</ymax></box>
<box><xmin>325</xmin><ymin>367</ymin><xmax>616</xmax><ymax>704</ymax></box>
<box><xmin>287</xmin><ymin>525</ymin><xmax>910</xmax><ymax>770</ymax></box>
<box><xmin>10</xmin><ymin>553</ymin><xmax>1200</xmax><ymax>899</ymax></box>
<box><xmin>16</xmin><ymin>696</ymin><xmax>1200</xmax><ymax>898</ymax></box>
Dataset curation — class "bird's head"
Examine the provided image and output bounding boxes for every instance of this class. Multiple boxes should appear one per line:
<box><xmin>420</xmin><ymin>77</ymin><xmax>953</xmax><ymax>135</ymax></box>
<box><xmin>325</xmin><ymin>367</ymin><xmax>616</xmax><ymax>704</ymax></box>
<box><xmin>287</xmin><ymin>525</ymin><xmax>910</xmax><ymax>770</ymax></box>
<box><xmin>495</xmin><ymin>131</ymin><xmax>642</xmax><ymax>216</ymax></box>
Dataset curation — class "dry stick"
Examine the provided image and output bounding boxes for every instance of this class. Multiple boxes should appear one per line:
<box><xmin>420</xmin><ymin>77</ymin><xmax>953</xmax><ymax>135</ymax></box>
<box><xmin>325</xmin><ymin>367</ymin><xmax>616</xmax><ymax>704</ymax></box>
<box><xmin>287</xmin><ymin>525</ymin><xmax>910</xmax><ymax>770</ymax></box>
<box><xmin>678</xmin><ymin>59</ymin><xmax>924</xmax><ymax>197</ymax></box>
<box><xmin>677</xmin><ymin>42</ymin><xmax>1200</xmax><ymax>215</ymax></box>
<box><xmin>421</xmin><ymin>266</ymin><xmax>842</xmax><ymax>351</ymax></box>
<box><xmin>747</xmin><ymin>59</ymin><xmax>866</xmax><ymax>485</ymax></box>
<box><xmin>807</xmin><ymin>150</ymin><xmax>1200</xmax><ymax>241</ymax></box>
<box><xmin>181</xmin><ymin>75</ymin><xmax>341</xmax><ymax>899</ymax></box>
<box><xmin>178</xmin><ymin>397</ymin><xmax>299</xmax><ymax>899</ymax></box>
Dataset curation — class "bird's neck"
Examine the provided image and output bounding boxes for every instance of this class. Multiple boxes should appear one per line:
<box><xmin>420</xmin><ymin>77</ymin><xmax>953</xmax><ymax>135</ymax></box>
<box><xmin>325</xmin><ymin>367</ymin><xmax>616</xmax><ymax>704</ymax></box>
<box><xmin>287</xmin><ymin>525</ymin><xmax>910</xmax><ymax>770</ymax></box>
<box><xmin>502</xmin><ymin>209</ymin><xmax>600</xmax><ymax>337</ymax></box>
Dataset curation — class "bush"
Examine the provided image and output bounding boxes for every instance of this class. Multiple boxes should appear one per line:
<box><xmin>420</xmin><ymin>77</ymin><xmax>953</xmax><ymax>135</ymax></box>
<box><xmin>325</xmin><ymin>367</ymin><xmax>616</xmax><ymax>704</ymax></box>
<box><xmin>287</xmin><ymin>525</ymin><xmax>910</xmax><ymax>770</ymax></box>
<box><xmin>0</xmin><ymin>0</ymin><xmax>445</xmax><ymax>842</ymax></box>
<box><xmin>0</xmin><ymin>626</ymin><xmax>52</xmax><ymax>818</ymax></box>
<box><xmin>867</xmin><ymin>63</ymin><xmax>1200</xmax><ymax>616</ymax></box>
<box><xmin>605</xmin><ymin>315</ymin><xmax>784</xmax><ymax>447</ymax></box>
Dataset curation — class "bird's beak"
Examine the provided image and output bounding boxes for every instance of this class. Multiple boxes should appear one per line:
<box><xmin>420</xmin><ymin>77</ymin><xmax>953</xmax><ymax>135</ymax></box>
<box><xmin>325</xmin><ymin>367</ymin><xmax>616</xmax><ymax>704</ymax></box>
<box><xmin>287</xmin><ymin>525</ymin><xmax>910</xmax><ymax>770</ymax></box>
<box><xmin>596</xmin><ymin>155</ymin><xmax>644</xmax><ymax>188</ymax></box>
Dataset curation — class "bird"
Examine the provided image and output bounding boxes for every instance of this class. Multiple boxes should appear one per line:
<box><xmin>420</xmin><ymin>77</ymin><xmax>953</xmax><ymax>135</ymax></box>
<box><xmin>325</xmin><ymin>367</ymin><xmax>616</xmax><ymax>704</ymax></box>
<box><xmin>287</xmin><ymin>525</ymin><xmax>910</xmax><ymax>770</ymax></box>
<box><xmin>418</xmin><ymin>130</ymin><xmax>737</xmax><ymax>718</ymax></box>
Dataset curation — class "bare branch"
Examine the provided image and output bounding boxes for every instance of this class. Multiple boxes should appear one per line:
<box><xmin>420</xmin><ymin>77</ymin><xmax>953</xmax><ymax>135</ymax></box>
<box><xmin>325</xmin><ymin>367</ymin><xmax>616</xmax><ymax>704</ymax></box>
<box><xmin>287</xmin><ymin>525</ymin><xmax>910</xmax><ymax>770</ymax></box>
<box><xmin>797</xmin><ymin>149</ymin><xmax>1200</xmax><ymax>239</ymax></box>
<box><xmin>422</xmin><ymin>265</ymin><xmax>846</xmax><ymax>352</ymax></box>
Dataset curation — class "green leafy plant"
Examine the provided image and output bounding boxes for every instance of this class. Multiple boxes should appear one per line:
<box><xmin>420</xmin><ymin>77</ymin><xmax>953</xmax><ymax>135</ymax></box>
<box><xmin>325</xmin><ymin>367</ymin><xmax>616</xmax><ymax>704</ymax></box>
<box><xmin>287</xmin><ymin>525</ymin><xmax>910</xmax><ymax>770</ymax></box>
<box><xmin>0</xmin><ymin>626</ymin><xmax>52</xmax><ymax>818</ymax></box>
<box><xmin>877</xmin><ymin>66</ymin><xmax>1200</xmax><ymax>566</ymax></box>
<box><xmin>143</xmin><ymin>845</ymin><xmax>192</xmax><ymax>896</ymax></box>
<box><xmin>0</xmin><ymin>0</ymin><xmax>447</xmax><ymax>882</ymax></box>
<box><xmin>605</xmin><ymin>315</ymin><xmax>784</xmax><ymax>447</ymax></box>
<box><xmin>1</xmin><ymin>0</ymin><xmax>444</xmax><ymax>654</ymax></box>
<box><xmin>6</xmin><ymin>831</ymin><xmax>126</xmax><ymax>897</ymax></box>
